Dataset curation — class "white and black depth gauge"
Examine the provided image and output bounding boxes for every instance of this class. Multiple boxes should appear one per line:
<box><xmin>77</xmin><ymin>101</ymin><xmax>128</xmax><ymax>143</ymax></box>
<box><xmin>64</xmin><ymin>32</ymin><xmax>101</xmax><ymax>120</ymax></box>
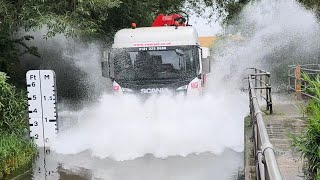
<box><xmin>27</xmin><ymin>70</ymin><xmax>58</xmax><ymax>148</ymax></box>
<box><xmin>26</xmin><ymin>70</ymin><xmax>59</xmax><ymax>179</ymax></box>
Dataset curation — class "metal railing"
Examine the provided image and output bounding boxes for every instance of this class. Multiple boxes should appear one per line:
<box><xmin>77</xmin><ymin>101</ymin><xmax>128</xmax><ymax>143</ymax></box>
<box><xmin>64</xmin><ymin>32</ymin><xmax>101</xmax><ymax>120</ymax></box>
<box><xmin>288</xmin><ymin>64</ymin><xmax>320</xmax><ymax>100</ymax></box>
<box><xmin>248</xmin><ymin>68</ymin><xmax>273</xmax><ymax>114</ymax></box>
<box><xmin>248</xmin><ymin>68</ymin><xmax>282</xmax><ymax>180</ymax></box>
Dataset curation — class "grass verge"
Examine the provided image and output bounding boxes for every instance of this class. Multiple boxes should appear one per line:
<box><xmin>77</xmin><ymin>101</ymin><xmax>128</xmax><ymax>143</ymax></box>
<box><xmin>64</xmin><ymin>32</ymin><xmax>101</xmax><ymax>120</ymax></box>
<box><xmin>0</xmin><ymin>133</ymin><xmax>36</xmax><ymax>177</ymax></box>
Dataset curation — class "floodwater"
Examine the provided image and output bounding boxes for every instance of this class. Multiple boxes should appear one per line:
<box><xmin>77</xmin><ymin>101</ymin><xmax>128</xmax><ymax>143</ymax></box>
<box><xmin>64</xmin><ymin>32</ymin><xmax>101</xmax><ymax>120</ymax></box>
<box><xmin>18</xmin><ymin>149</ymin><xmax>243</xmax><ymax>180</ymax></box>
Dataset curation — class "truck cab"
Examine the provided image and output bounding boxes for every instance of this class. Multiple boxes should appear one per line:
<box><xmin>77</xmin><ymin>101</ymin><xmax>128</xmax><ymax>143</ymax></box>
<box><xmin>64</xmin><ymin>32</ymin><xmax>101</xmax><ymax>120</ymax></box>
<box><xmin>101</xmin><ymin>17</ymin><xmax>211</xmax><ymax>96</ymax></box>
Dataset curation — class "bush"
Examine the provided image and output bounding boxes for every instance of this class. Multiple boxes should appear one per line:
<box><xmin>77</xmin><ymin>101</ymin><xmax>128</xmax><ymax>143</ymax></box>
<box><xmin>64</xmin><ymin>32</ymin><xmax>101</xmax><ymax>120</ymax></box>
<box><xmin>0</xmin><ymin>72</ymin><xmax>36</xmax><ymax>177</ymax></box>
<box><xmin>293</xmin><ymin>74</ymin><xmax>320</xmax><ymax>180</ymax></box>
<box><xmin>0</xmin><ymin>72</ymin><xmax>28</xmax><ymax>135</ymax></box>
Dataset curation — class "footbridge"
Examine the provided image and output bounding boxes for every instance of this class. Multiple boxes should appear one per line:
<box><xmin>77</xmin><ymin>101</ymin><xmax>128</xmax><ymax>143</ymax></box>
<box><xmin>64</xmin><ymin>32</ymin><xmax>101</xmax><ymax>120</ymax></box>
<box><xmin>244</xmin><ymin>65</ymin><xmax>320</xmax><ymax>180</ymax></box>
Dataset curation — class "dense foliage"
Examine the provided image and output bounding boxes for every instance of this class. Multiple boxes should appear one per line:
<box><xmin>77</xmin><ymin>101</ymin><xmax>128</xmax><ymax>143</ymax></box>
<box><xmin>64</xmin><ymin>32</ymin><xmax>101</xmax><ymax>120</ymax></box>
<box><xmin>293</xmin><ymin>74</ymin><xmax>320</xmax><ymax>180</ymax></box>
<box><xmin>0</xmin><ymin>73</ymin><xmax>28</xmax><ymax>135</ymax></box>
<box><xmin>200</xmin><ymin>0</ymin><xmax>320</xmax><ymax>24</ymax></box>
<box><xmin>100</xmin><ymin>0</ymin><xmax>185</xmax><ymax>38</ymax></box>
<box><xmin>0</xmin><ymin>0</ymin><xmax>189</xmax><ymax>80</ymax></box>
<box><xmin>0</xmin><ymin>0</ymin><xmax>186</xmax><ymax>38</ymax></box>
<box><xmin>0</xmin><ymin>28</ymin><xmax>39</xmax><ymax>85</ymax></box>
<box><xmin>0</xmin><ymin>72</ymin><xmax>36</xmax><ymax>177</ymax></box>
<box><xmin>299</xmin><ymin>0</ymin><xmax>320</xmax><ymax>17</ymax></box>
<box><xmin>189</xmin><ymin>0</ymin><xmax>251</xmax><ymax>23</ymax></box>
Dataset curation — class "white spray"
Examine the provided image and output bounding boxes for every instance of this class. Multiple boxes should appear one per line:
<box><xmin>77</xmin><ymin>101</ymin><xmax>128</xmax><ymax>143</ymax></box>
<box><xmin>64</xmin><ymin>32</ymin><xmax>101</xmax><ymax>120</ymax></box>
<box><xmin>51</xmin><ymin>0</ymin><xmax>320</xmax><ymax>162</ymax></box>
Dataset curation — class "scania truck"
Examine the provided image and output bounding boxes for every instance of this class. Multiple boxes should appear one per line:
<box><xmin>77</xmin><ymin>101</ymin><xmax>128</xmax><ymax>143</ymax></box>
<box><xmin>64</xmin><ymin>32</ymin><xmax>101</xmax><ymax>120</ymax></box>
<box><xmin>101</xmin><ymin>13</ymin><xmax>211</xmax><ymax>96</ymax></box>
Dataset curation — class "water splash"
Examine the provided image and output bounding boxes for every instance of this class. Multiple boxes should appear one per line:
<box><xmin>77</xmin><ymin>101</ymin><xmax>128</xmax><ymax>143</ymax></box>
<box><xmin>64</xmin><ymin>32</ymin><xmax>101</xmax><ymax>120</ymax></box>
<box><xmin>51</xmin><ymin>0</ymin><xmax>320</xmax><ymax>161</ymax></box>
<box><xmin>53</xmin><ymin>92</ymin><xmax>247</xmax><ymax>161</ymax></box>
<box><xmin>214</xmin><ymin>0</ymin><xmax>320</xmax><ymax>90</ymax></box>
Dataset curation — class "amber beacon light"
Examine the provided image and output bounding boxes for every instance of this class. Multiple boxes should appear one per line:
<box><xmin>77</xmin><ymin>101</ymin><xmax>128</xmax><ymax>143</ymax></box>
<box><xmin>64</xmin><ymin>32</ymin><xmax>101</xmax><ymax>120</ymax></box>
<box><xmin>131</xmin><ymin>22</ymin><xmax>137</xmax><ymax>29</ymax></box>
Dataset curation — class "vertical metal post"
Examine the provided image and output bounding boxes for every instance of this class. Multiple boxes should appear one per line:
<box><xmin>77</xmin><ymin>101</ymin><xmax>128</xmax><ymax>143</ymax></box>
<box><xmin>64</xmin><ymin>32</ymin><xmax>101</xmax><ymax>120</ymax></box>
<box><xmin>260</xmin><ymin>72</ymin><xmax>263</xmax><ymax>94</ymax></box>
<box><xmin>256</xmin><ymin>163</ymin><xmax>261</xmax><ymax>180</ymax></box>
<box><xmin>295</xmin><ymin>64</ymin><xmax>302</xmax><ymax>100</ymax></box>
<box><xmin>266</xmin><ymin>88</ymin><xmax>269</xmax><ymax>111</ymax></box>
<box><xmin>269</xmin><ymin>87</ymin><xmax>273</xmax><ymax>114</ymax></box>
<box><xmin>255</xmin><ymin>69</ymin><xmax>258</xmax><ymax>89</ymax></box>
<box><xmin>304</xmin><ymin>81</ymin><xmax>307</xmax><ymax>91</ymax></box>
<box><xmin>288</xmin><ymin>67</ymin><xmax>291</xmax><ymax>91</ymax></box>
<box><xmin>258</xmin><ymin>153</ymin><xmax>265</xmax><ymax>180</ymax></box>
<box><xmin>249</xmin><ymin>85</ymin><xmax>253</xmax><ymax>126</ymax></box>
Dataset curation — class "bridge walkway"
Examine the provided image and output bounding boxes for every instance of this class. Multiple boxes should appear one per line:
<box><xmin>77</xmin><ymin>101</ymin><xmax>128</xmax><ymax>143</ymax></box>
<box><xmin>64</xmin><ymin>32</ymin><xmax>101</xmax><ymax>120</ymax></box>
<box><xmin>245</xmin><ymin>95</ymin><xmax>306</xmax><ymax>180</ymax></box>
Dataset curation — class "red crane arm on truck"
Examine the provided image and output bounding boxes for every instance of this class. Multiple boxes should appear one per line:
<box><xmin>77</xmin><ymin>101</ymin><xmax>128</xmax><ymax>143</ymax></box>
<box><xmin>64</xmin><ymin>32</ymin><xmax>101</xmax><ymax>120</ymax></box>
<box><xmin>151</xmin><ymin>14</ymin><xmax>186</xmax><ymax>27</ymax></box>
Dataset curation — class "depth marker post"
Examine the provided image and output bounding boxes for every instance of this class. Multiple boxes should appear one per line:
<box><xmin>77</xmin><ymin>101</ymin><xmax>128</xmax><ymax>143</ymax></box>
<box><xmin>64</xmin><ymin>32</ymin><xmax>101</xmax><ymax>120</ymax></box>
<box><xmin>26</xmin><ymin>70</ymin><xmax>59</xmax><ymax>179</ymax></box>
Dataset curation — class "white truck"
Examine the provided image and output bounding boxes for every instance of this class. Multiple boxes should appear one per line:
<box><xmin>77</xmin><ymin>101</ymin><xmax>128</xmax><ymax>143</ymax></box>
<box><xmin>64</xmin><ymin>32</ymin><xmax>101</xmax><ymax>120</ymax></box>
<box><xmin>101</xmin><ymin>13</ymin><xmax>211</xmax><ymax>96</ymax></box>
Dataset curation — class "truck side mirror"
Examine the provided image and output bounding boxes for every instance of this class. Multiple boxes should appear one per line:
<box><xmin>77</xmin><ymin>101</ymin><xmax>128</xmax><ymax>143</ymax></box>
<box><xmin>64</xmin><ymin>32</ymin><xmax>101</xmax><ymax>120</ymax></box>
<box><xmin>101</xmin><ymin>50</ymin><xmax>111</xmax><ymax>78</ymax></box>
<box><xmin>200</xmin><ymin>47</ymin><xmax>211</xmax><ymax>74</ymax></box>
<box><xmin>201</xmin><ymin>47</ymin><xmax>210</xmax><ymax>59</ymax></box>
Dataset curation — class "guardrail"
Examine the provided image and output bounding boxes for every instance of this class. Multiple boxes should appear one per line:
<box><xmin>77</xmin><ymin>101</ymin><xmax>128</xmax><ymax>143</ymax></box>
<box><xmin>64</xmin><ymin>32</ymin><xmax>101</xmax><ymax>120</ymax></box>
<box><xmin>248</xmin><ymin>68</ymin><xmax>282</xmax><ymax>180</ymax></box>
<box><xmin>288</xmin><ymin>64</ymin><xmax>320</xmax><ymax>100</ymax></box>
<box><xmin>248</xmin><ymin>68</ymin><xmax>273</xmax><ymax>114</ymax></box>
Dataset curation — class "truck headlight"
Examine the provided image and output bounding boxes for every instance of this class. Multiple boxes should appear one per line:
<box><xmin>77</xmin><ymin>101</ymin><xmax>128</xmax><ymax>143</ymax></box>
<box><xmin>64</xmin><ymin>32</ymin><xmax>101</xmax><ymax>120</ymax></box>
<box><xmin>122</xmin><ymin>88</ymin><xmax>134</xmax><ymax>92</ymax></box>
<box><xmin>176</xmin><ymin>85</ymin><xmax>188</xmax><ymax>91</ymax></box>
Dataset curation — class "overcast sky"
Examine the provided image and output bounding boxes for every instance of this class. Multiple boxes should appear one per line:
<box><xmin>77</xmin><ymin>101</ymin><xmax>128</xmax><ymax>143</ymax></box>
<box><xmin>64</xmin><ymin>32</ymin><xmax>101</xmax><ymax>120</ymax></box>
<box><xmin>187</xmin><ymin>4</ymin><xmax>223</xmax><ymax>36</ymax></box>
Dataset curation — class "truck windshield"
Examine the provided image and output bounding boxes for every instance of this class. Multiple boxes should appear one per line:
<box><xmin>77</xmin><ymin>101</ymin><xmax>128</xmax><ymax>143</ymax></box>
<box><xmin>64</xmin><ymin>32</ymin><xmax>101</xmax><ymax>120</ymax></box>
<box><xmin>111</xmin><ymin>46</ymin><xmax>199</xmax><ymax>81</ymax></box>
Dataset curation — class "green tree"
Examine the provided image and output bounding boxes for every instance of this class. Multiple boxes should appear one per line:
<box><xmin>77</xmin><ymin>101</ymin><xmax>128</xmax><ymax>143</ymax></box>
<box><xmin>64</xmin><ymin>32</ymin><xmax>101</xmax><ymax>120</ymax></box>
<box><xmin>299</xmin><ymin>0</ymin><xmax>320</xmax><ymax>17</ymax></box>
<box><xmin>0</xmin><ymin>0</ymin><xmax>189</xmax><ymax>78</ymax></box>
<box><xmin>1</xmin><ymin>0</ymin><xmax>187</xmax><ymax>39</ymax></box>
<box><xmin>0</xmin><ymin>0</ymin><xmax>123</xmax><ymax>80</ymax></box>
<box><xmin>101</xmin><ymin>0</ymin><xmax>185</xmax><ymax>38</ymax></box>
<box><xmin>187</xmin><ymin>0</ymin><xmax>251</xmax><ymax>24</ymax></box>
<box><xmin>189</xmin><ymin>0</ymin><xmax>320</xmax><ymax>24</ymax></box>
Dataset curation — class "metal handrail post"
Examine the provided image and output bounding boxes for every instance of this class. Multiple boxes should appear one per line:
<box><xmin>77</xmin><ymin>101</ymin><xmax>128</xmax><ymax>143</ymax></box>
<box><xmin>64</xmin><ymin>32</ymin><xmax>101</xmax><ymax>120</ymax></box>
<box><xmin>269</xmin><ymin>87</ymin><xmax>273</xmax><ymax>114</ymax></box>
<box><xmin>255</xmin><ymin>69</ymin><xmax>258</xmax><ymax>91</ymax></box>
<box><xmin>288</xmin><ymin>67</ymin><xmax>291</xmax><ymax>91</ymax></box>
<box><xmin>266</xmin><ymin>88</ymin><xmax>269</xmax><ymax>111</ymax></box>
<box><xmin>260</xmin><ymin>72</ymin><xmax>263</xmax><ymax>94</ymax></box>
<box><xmin>258</xmin><ymin>152</ymin><xmax>265</xmax><ymax>180</ymax></box>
